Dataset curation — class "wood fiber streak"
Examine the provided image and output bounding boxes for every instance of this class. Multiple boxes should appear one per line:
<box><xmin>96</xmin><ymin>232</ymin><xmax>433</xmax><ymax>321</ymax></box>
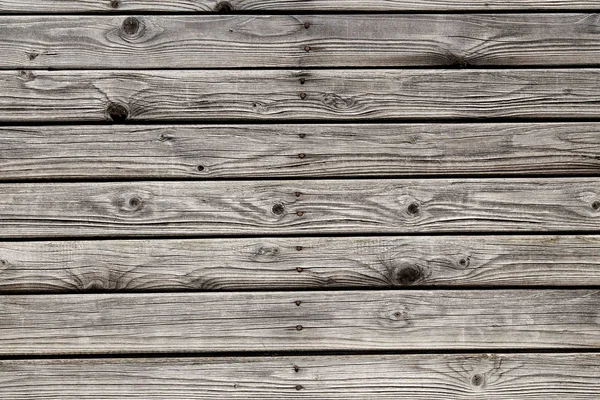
<box><xmin>5</xmin><ymin>14</ymin><xmax>600</xmax><ymax>68</ymax></box>
<box><xmin>1</xmin><ymin>123</ymin><xmax>598</xmax><ymax>179</ymax></box>
<box><xmin>4</xmin><ymin>69</ymin><xmax>600</xmax><ymax>122</ymax></box>
<box><xmin>1</xmin><ymin>354</ymin><xmax>599</xmax><ymax>399</ymax></box>
<box><xmin>0</xmin><ymin>236</ymin><xmax>599</xmax><ymax>293</ymax></box>
<box><xmin>0</xmin><ymin>179</ymin><xmax>598</xmax><ymax>238</ymax></box>
<box><xmin>2</xmin><ymin>0</ymin><xmax>600</xmax><ymax>12</ymax></box>
<box><xmin>1</xmin><ymin>290</ymin><xmax>599</xmax><ymax>354</ymax></box>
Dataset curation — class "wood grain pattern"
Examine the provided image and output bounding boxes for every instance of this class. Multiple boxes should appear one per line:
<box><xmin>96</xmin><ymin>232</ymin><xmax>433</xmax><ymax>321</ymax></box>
<box><xmin>4</xmin><ymin>69</ymin><xmax>600</xmax><ymax>122</ymax></box>
<box><xmin>5</xmin><ymin>14</ymin><xmax>600</xmax><ymax>68</ymax></box>
<box><xmin>2</xmin><ymin>123</ymin><xmax>599</xmax><ymax>180</ymax></box>
<box><xmin>0</xmin><ymin>179</ymin><xmax>598</xmax><ymax>238</ymax></box>
<box><xmin>2</xmin><ymin>353</ymin><xmax>599</xmax><ymax>399</ymax></box>
<box><xmin>1</xmin><ymin>290</ymin><xmax>599</xmax><ymax>354</ymax></box>
<box><xmin>2</xmin><ymin>0</ymin><xmax>600</xmax><ymax>12</ymax></box>
<box><xmin>1</xmin><ymin>236</ymin><xmax>599</xmax><ymax>293</ymax></box>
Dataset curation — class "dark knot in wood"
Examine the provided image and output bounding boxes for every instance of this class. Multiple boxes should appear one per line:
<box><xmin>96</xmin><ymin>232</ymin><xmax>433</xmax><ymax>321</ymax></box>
<box><xmin>396</xmin><ymin>266</ymin><xmax>421</xmax><ymax>286</ymax></box>
<box><xmin>593</xmin><ymin>200</ymin><xmax>600</xmax><ymax>210</ymax></box>
<box><xmin>471</xmin><ymin>373</ymin><xmax>484</xmax><ymax>387</ymax></box>
<box><xmin>215</xmin><ymin>1</ymin><xmax>233</xmax><ymax>13</ymax></box>
<box><xmin>407</xmin><ymin>202</ymin><xmax>421</xmax><ymax>216</ymax></box>
<box><xmin>106</xmin><ymin>102</ymin><xmax>129</xmax><ymax>122</ymax></box>
<box><xmin>110</xmin><ymin>0</ymin><xmax>120</xmax><ymax>8</ymax></box>
<box><xmin>272</xmin><ymin>203</ymin><xmax>285</xmax><ymax>215</ymax></box>
<box><xmin>122</xmin><ymin>17</ymin><xmax>140</xmax><ymax>35</ymax></box>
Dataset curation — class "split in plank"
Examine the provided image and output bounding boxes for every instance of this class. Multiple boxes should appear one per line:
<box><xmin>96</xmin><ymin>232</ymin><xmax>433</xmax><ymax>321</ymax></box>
<box><xmin>0</xmin><ymin>178</ymin><xmax>598</xmax><ymax>238</ymax></box>
<box><xmin>5</xmin><ymin>14</ymin><xmax>600</xmax><ymax>68</ymax></box>
<box><xmin>1</xmin><ymin>290</ymin><xmax>599</xmax><ymax>355</ymax></box>
<box><xmin>2</xmin><ymin>353</ymin><xmax>600</xmax><ymax>399</ymax></box>
<box><xmin>5</xmin><ymin>69</ymin><xmax>600</xmax><ymax>122</ymax></box>
<box><xmin>1</xmin><ymin>236</ymin><xmax>599</xmax><ymax>293</ymax></box>
<box><xmin>1</xmin><ymin>123</ymin><xmax>599</xmax><ymax>180</ymax></box>
<box><xmin>2</xmin><ymin>0</ymin><xmax>600</xmax><ymax>12</ymax></box>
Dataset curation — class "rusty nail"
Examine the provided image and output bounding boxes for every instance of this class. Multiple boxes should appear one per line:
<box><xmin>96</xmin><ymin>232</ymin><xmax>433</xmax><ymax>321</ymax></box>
<box><xmin>300</xmin><ymin>92</ymin><xmax>306</xmax><ymax>99</ymax></box>
<box><xmin>295</xmin><ymin>300</ymin><xmax>302</xmax><ymax>306</ymax></box>
<box><xmin>296</xmin><ymin>325</ymin><xmax>303</xmax><ymax>331</ymax></box>
<box><xmin>297</xmin><ymin>211</ymin><xmax>304</xmax><ymax>217</ymax></box>
<box><xmin>296</xmin><ymin>267</ymin><xmax>303</xmax><ymax>272</ymax></box>
<box><xmin>298</xmin><ymin>153</ymin><xmax>305</xmax><ymax>159</ymax></box>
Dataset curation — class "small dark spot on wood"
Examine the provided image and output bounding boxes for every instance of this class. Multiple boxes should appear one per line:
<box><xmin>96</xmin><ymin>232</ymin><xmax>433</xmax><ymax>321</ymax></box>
<box><xmin>0</xmin><ymin>259</ymin><xmax>8</xmax><ymax>268</ymax></box>
<box><xmin>106</xmin><ymin>102</ymin><xmax>129</xmax><ymax>122</ymax></box>
<box><xmin>122</xmin><ymin>17</ymin><xmax>140</xmax><ymax>35</ymax></box>
<box><xmin>298</xmin><ymin>153</ymin><xmax>306</xmax><ymax>159</ymax></box>
<box><xmin>459</xmin><ymin>257</ymin><xmax>470</xmax><ymax>267</ymax></box>
<box><xmin>28</xmin><ymin>53</ymin><xmax>39</xmax><ymax>60</ymax></box>
<box><xmin>272</xmin><ymin>203</ymin><xmax>285</xmax><ymax>215</ymax></box>
<box><xmin>296</xmin><ymin>267</ymin><xmax>303</xmax><ymax>272</ymax></box>
<box><xmin>110</xmin><ymin>0</ymin><xmax>120</xmax><ymax>8</ymax></box>
<box><xmin>304</xmin><ymin>46</ymin><xmax>311</xmax><ymax>52</ymax></box>
<box><xmin>304</xmin><ymin>22</ymin><xmax>311</xmax><ymax>29</ymax></box>
<box><xmin>471</xmin><ymin>374</ymin><xmax>484</xmax><ymax>387</ymax></box>
<box><xmin>296</xmin><ymin>325</ymin><xmax>303</xmax><ymax>331</ymax></box>
<box><xmin>197</xmin><ymin>165</ymin><xmax>205</xmax><ymax>172</ymax></box>
<box><xmin>407</xmin><ymin>202</ymin><xmax>421</xmax><ymax>215</ymax></box>
<box><xmin>158</xmin><ymin>133</ymin><xmax>171</xmax><ymax>142</ymax></box>
<box><xmin>296</xmin><ymin>211</ymin><xmax>304</xmax><ymax>217</ymax></box>
<box><xmin>300</xmin><ymin>92</ymin><xmax>307</xmax><ymax>99</ymax></box>
<box><xmin>299</xmin><ymin>133</ymin><xmax>306</xmax><ymax>138</ymax></box>
<box><xmin>295</xmin><ymin>192</ymin><xmax>301</xmax><ymax>197</ymax></box>
<box><xmin>293</xmin><ymin>365</ymin><xmax>300</xmax><ymax>372</ymax></box>
<box><xmin>215</xmin><ymin>1</ymin><xmax>233</xmax><ymax>13</ymax></box>
<box><xmin>593</xmin><ymin>201</ymin><xmax>600</xmax><ymax>210</ymax></box>
<box><xmin>296</xmin><ymin>246</ymin><xmax>303</xmax><ymax>251</ymax></box>
<box><xmin>396</xmin><ymin>266</ymin><xmax>421</xmax><ymax>286</ymax></box>
<box><xmin>128</xmin><ymin>197</ymin><xmax>142</xmax><ymax>209</ymax></box>
<box><xmin>295</xmin><ymin>385</ymin><xmax>303</xmax><ymax>390</ymax></box>
<box><xmin>295</xmin><ymin>300</ymin><xmax>302</xmax><ymax>306</ymax></box>
<box><xmin>299</xmin><ymin>78</ymin><xmax>306</xmax><ymax>85</ymax></box>
<box><xmin>233</xmin><ymin>383</ymin><xmax>237</xmax><ymax>388</ymax></box>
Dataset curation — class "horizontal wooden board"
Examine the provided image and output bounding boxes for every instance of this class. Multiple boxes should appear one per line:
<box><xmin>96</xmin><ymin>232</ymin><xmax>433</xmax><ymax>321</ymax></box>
<box><xmin>2</xmin><ymin>123</ymin><xmax>599</xmax><ymax>180</ymax></box>
<box><xmin>1</xmin><ymin>236</ymin><xmax>599</xmax><ymax>293</ymax></box>
<box><xmin>0</xmin><ymin>179</ymin><xmax>599</xmax><ymax>238</ymax></box>
<box><xmin>1</xmin><ymin>353</ymin><xmax>599</xmax><ymax>399</ymax></box>
<box><xmin>4</xmin><ymin>69</ymin><xmax>600</xmax><ymax>122</ymax></box>
<box><xmin>5</xmin><ymin>14</ymin><xmax>600</xmax><ymax>68</ymax></box>
<box><xmin>1</xmin><ymin>290</ymin><xmax>599</xmax><ymax>354</ymax></box>
<box><xmin>2</xmin><ymin>0</ymin><xmax>600</xmax><ymax>12</ymax></box>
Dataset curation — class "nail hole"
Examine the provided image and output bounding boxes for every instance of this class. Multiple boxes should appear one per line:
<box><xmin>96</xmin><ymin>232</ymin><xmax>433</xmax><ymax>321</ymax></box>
<box><xmin>215</xmin><ymin>1</ymin><xmax>233</xmax><ymax>12</ymax></box>
<box><xmin>296</xmin><ymin>246</ymin><xmax>303</xmax><ymax>251</ymax></box>
<box><xmin>300</xmin><ymin>92</ymin><xmax>307</xmax><ymax>99</ymax></box>
<box><xmin>296</xmin><ymin>325</ymin><xmax>303</xmax><ymax>331</ymax></box>
<box><xmin>293</xmin><ymin>365</ymin><xmax>300</xmax><ymax>372</ymax></box>
<box><xmin>197</xmin><ymin>165</ymin><xmax>205</xmax><ymax>172</ymax></box>
<box><xmin>122</xmin><ymin>17</ymin><xmax>140</xmax><ymax>35</ymax></box>
<box><xmin>299</xmin><ymin>133</ymin><xmax>306</xmax><ymax>138</ymax></box>
<box><xmin>272</xmin><ymin>203</ymin><xmax>285</xmax><ymax>215</ymax></box>
<box><xmin>304</xmin><ymin>46</ymin><xmax>311</xmax><ymax>52</ymax></box>
<box><xmin>295</xmin><ymin>300</ymin><xmax>302</xmax><ymax>306</ymax></box>
<box><xmin>295</xmin><ymin>192</ymin><xmax>302</xmax><ymax>197</ymax></box>
<box><xmin>298</xmin><ymin>153</ymin><xmax>306</xmax><ymax>159</ymax></box>
<box><xmin>304</xmin><ymin>22</ymin><xmax>310</xmax><ymax>29</ymax></box>
<box><xmin>296</xmin><ymin>267</ymin><xmax>303</xmax><ymax>272</ymax></box>
<box><xmin>295</xmin><ymin>385</ymin><xmax>303</xmax><ymax>390</ymax></box>
<box><xmin>106</xmin><ymin>102</ymin><xmax>129</xmax><ymax>122</ymax></box>
<box><xmin>299</xmin><ymin>78</ymin><xmax>306</xmax><ymax>85</ymax></box>
<box><xmin>407</xmin><ymin>202</ymin><xmax>421</xmax><ymax>215</ymax></box>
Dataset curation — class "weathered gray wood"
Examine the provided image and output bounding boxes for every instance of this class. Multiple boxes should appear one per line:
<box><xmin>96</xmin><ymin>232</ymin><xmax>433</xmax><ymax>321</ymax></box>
<box><xmin>0</xmin><ymin>179</ymin><xmax>598</xmax><ymax>238</ymax></box>
<box><xmin>2</xmin><ymin>123</ymin><xmax>600</xmax><ymax>180</ymax></box>
<box><xmin>4</xmin><ymin>69</ymin><xmax>600</xmax><ymax>122</ymax></box>
<box><xmin>2</xmin><ymin>353</ymin><xmax>599</xmax><ymax>399</ymax></box>
<box><xmin>2</xmin><ymin>0</ymin><xmax>600</xmax><ymax>12</ymax></box>
<box><xmin>1</xmin><ymin>290</ymin><xmax>599</xmax><ymax>354</ymax></box>
<box><xmin>1</xmin><ymin>236</ymin><xmax>599</xmax><ymax>293</ymax></box>
<box><xmin>5</xmin><ymin>14</ymin><xmax>600</xmax><ymax>68</ymax></box>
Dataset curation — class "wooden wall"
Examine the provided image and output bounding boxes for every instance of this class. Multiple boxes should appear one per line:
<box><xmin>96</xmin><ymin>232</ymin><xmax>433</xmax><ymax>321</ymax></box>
<box><xmin>1</xmin><ymin>1</ymin><xmax>599</xmax><ymax>398</ymax></box>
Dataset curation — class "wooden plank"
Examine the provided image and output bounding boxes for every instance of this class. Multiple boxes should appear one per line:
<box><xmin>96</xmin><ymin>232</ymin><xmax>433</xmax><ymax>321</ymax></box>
<box><xmin>2</xmin><ymin>354</ymin><xmax>599</xmax><ymax>399</ymax></box>
<box><xmin>1</xmin><ymin>236</ymin><xmax>599</xmax><ymax>293</ymax></box>
<box><xmin>3</xmin><ymin>69</ymin><xmax>600</xmax><ymax>122</ymax></box>
<box><xmin>1</xmin><ymin>290</ymin><xmax>599</xmax><ymax>354</ymax></box>
<box><xmin>2</xmin><ymin>123</ymin><xmax>599</xmax><ymax>180</ymax></box>
<box><xmin>0</xmin><ymin>179</ymin><xmax>598</xmax><ymax>238</ymax></box>
<box><xmin>2</xmin><ymin>0</ymin><xmax>600</xmax><ymax>12</ymax></box>
<box><xmin>5</xmin><ymin>14</ymin><xmax>600</xmax><ymax>68</ymax></box>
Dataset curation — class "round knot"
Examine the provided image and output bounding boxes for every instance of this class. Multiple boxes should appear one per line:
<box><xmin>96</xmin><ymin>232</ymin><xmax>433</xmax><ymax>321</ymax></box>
<box><xmin>272</xmin><ymin>203</ymin><xmax>285</xmax><ymax>215</ymax></box>
<box><xmin>106</xmin><ymin>102</ymin><xmax>129</xmax><ymax>122</ymax></box>
<box><xmin>396</xmin><ymin>266</ymin><xmax>421</xmax><ymax>286</ymax></box>
<box><xmin>593</xmin><ymin>200</ymin><xmax>600</xmax><ymax>210</ymax></box>
<box><xmin>122</xmin><ymin>17</ymin><xmax>140</xmax><ymax>35</ymax></box>
<box><xmin>407</xmin><ymin>202</ymin><xmax>421</xmax><ymax>216</ymax></box>
<box><xmin>471</xmin><ymin>373</ymin><xmax>484</xmax><ymax>387</ymax></box>
<box><xmin>215</xmin><ymin>1</ymin><xmax>233</xmax><ymax>12</ymax></box>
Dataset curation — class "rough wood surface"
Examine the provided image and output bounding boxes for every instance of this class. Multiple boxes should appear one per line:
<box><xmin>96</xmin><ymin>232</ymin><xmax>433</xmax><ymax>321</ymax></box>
<box><xmin>2</xmin><ymin>0</ymin><xmax>600</xmax><ymax>12</ymax></box>
<box><xmin>1</xmin><ymin>290</ymin><xmax>599</xmax><ymax>355</ymax></box>
<box><xmin>4</xmin><ymin>69</ymin><xmax>600</xmax><ymax>122</ymax></box>
<box><xmin>2</xmin><ymin>123</ymin><xmax>600</xmax><ymax>180</ymax></box>
<box><xmin>0</xmin><ymin>178</ymin><xmax>598</xmax><ymax>238</ymax></box>
<box><xmin>5</xmin><ymin>14</ymin><xmax>600</xmax><ymax>68</ymax></box>
<box><xmin>1</xmin><ymin>353</ymin><xmax>599</xmax><ymax>399</ymax></box>
<box><xmin>1</xmin><ymin>236</ymin><xmax>599</xmax><ymax>293</ymax></box>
